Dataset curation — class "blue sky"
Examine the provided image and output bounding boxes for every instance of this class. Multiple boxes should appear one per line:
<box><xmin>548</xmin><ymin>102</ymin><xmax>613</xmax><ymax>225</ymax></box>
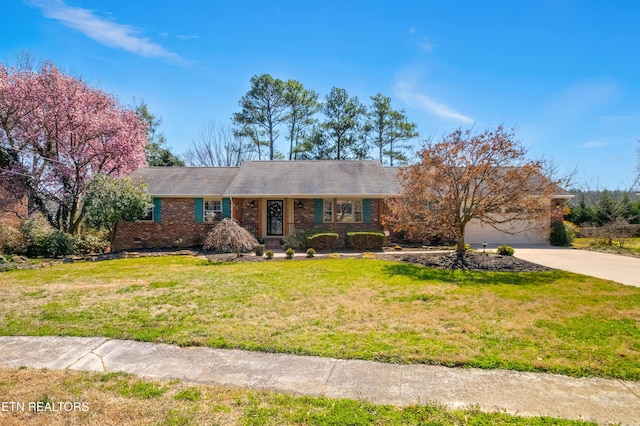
<box><xmin>2</xmin><ymin>0</ymin><xmax>639</xmax><ymax>189</ymax></box>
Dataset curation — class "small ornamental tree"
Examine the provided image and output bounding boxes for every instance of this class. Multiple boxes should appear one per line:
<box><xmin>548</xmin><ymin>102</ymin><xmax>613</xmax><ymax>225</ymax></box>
<box><xmin>83</xmin><ymin>174</ymin><xmax>152</xmax><ymax>247</ymax></box>
<box><xmin>386</xmin><ymin>126</ymin><xmax>559</xmax><ymax>262</ymax></box>
<box><xmin>203</xmin><ymin>218</ymin><xmax>258</xmax><ymax>257</ymax></box>
<box><xmin>0</xmin><ymin>60</ymin><xmax>147</xmax><ymax>234</ymax></box>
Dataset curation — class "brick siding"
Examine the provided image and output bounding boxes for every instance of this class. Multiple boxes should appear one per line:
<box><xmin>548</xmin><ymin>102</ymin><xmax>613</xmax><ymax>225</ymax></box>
<box><xmin>550</xmin><ymin>198</ymin><xmax>566</xmax><ymax>226</ymax></box>
<box><xmin>112</xmin><ymin>198</ymin><xmax>217</xmax><ymax>251</ymax></box>
<box><xmin>289</xmin><ymin>198</ymin><xmax>384</xmax><ymax>246</ymax></box>
<box><xmin>0</xmin><ymin>193</ymin><xmax>28</xmax><ymax>228</ymax></box>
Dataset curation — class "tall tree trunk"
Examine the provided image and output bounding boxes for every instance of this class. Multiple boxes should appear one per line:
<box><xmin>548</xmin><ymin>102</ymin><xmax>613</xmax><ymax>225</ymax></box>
<box><xmin>455</xmin><ymin>226</ymin><xmax>466</xmax><ymax>255</ymax></box>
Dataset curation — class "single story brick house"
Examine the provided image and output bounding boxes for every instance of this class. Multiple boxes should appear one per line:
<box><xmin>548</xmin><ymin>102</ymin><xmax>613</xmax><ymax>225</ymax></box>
<box><xmin>112</xmin><ymin>160</ymin><xmax>571</xmax><ymax>251</ymax></box>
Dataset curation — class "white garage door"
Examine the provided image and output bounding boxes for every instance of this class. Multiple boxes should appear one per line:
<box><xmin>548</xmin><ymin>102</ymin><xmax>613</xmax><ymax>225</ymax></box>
<box><xmin>465</xmin><ymin>218</ymin><xmax>549</xmax><ymax>246</ymax></box>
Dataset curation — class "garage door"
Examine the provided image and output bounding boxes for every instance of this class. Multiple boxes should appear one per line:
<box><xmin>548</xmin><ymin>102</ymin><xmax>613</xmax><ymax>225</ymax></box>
<box><xmin>465</xmin><ymin>218</ymin><xmax>549</xmax><ymax>245</ymax></box>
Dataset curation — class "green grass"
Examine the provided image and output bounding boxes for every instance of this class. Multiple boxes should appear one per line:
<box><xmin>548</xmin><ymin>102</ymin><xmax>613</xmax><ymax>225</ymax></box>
<box><xmin>573</xmin><ymin>237</ymin><xmax>640</xmax><ymax>255</ymax></box>
<box><xmin>0</xmin><ymin>367</ymin><xmax>595</xmax><ymax>425</ymax></box>
<box><xmin>1</xmin><ymin>256</ymin><xmax>639</xmax><ymax>380</ymax></box>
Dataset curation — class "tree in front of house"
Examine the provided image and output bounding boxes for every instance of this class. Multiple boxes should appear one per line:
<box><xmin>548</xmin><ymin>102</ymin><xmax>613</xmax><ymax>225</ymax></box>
<box><xmin>135</xmin><ymin>101</ymin><xmax>184</xmax><ymax>166</ymax></box>
<box><xmin>0</xmin><ymin>60</ymin><xmax>147</xmax><ymax>234</ymax></box>
<box><xmin>367</xmin><ymin>93</ymin><xmax>419</xmax><ymax>166</ymax></box>
<box><xmin>203</xmin><ymin>218</ymin><xmax>258</xmax><ymax>258</ymax></box>
<box><xmin>386</xmin><ymin>125</ymin><xmax>558</xmax><ymax>260</ymax></box>
<box><xmin>83</xmin><ymin>174</ymin><xmax>152</xmax><ymax>247</ymax></box>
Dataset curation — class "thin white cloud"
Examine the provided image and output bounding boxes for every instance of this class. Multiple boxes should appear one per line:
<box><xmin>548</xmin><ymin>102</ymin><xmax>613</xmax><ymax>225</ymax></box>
<box><xmin>545</xmin><ymin>80</ymin><xmax>618</xmax><ymax>120</ymax></box>
<box><xmin>176</xmin><ymin>35</ymin><xmax>199</xmax><ymax>40</ymax></box>
<box><xmin>419</xmin><ymin>36</ymin><xmax>434</xmax><ymax>53</ymax></box>
<box><xmin>394</xmin><ymin>77</ymin><xmax>474</xmax><ymax>124</ymax></box>
<box><xmin>581</xmin><ymin>141</ymin><xmax>609</xmax><ymax>148</ymax></box>
<box><xmin>27</xmin><ymin>0</ymin><xmax>187</xmax><ymax>64</ymax></box>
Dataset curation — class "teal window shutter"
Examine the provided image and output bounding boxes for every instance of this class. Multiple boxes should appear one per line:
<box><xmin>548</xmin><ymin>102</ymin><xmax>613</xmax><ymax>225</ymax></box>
<box><xmin>314</xmin><ymin>199</ymin><xmax>323</xmax><ymax>223</ymax></box>
<box><xmin>153</xmin><ymin>198</ymin><xmax>162</xmax><ymax>223</ymax></box>
<box><xmin>363</xmin><ymin>199</ymin><xmax>372</xmax><ymax>223</ymax></box>
<box><xmin>194</xmin><ymin>198</ymin><xmax>203</xmax><ymax>223</ymax></box>
<box><xmin>222</xmin><ymin>198</ymin><xmax>231</xmax><ymax>218</ymax></box>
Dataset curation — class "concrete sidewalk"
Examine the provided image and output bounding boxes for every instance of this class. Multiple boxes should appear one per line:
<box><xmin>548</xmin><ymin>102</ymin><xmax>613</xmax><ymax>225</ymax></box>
<box><xmin>513</xmin><ymin>246</ymin><xmax>640</xmax><ymax>287</ymax></box>
<box><xmin>0</xmin><ymin>336</ymin><xmax>638</xmax><ymax>425</ymax></box>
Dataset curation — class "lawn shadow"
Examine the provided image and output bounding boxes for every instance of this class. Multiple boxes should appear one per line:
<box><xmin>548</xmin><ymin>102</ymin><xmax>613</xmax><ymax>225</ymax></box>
<box><xmin>382</xmin><ymin>262</ymin><xmax>560</xmax><ymax>287</ymax></box>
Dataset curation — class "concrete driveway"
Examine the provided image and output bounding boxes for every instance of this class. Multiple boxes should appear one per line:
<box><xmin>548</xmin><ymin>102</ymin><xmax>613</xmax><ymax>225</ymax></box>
<box><xmin>514</xmin><ymin>246</ymin><xmax>640</xmax><ymax>287</ymax></box>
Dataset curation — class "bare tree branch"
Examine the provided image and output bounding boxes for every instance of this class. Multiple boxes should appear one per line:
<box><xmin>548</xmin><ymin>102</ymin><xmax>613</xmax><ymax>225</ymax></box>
<box><xmin>183</xmin><ymin>120</ymin><xmax>255</xmax><ymax>167</ymax></box>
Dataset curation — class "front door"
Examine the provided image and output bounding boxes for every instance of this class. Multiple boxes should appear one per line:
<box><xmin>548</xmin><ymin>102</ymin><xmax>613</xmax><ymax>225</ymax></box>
<box><xmin>266</xmin><ymin>200</ymin><xmax>284</xmax><ymax>236</ymax></box>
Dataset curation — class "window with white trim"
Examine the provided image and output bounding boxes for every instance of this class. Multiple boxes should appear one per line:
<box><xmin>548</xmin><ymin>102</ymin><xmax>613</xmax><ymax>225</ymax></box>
<box><xmin>204</xmin><ymin>200</ymin><xmax>222</xmax><ymax>222</ymax></box>
<box><xmin>324</xmin><ymin>199</ymin><xmax>363</xmax><ymax>223</ymax></box>
<box><xmin>323</xmin><ymin>199</ymin><xmax>333</xmax><ymax>223</ymax></box>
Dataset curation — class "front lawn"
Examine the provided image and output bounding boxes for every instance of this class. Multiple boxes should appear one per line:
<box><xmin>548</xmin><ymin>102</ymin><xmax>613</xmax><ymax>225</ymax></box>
<box><xmin>1</xmin><ymin>256</ymin><xmax>639</xmax><ymax>380</ymax></box>
<box><xmin>0</xmin><ymin>367</ymin><xmax>594</xmax><ymax>425</ymax></box>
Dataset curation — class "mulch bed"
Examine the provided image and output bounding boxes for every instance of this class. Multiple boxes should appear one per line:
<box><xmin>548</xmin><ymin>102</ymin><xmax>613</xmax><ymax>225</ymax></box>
<box><xmin>376</xmin><ymin>252</ymin><xmax>552</xmax><ymax>272</ymax></box>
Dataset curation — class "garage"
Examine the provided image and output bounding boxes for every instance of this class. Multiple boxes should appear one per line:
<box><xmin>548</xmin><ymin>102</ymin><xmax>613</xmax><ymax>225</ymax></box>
<box><xmin>465</xmin><ymin>217</ymin><xmax>549</xmax><ymax>246</ymax></box>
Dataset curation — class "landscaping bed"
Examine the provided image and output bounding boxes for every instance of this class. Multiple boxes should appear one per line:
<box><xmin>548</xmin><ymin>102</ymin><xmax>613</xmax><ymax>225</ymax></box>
<box><xmin>205</xmin><ymin>250</ymin><xmax>552</xmax><ymax>272</ymax></box>
<box><xmin>377</xmin><ymin>252</ymin><xmax>553</xmax><ymax>272</ymax></box>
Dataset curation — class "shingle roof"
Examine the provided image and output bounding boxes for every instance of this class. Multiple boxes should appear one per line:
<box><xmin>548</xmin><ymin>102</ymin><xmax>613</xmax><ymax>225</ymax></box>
<box><xmin>128</xmin><ymin>167</ymin><xmax>239</xmax><ymax>196</ymax></box>
<box><xmin>225</xmin><ymin>161</ymin><xmax>401</xmax><ymax>197</ymax></box>
<box><xmin>129</xmin><ymin>161</ymin><xmax>402</xmax><ymax>198</ymax></box>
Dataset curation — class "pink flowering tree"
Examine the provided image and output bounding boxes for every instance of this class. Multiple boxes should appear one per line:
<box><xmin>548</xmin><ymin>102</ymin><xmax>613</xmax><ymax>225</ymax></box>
<box><xmin>0</xmin><ymin>61</ymin><xmax>147</xmax><ymax>233</ymax></box>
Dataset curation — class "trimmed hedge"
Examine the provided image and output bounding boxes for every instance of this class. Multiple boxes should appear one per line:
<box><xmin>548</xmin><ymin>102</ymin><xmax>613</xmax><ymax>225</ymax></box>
<box><xmin>306</xmin><ymin>232</ymin><xmax>339</xmax><ymax>251</ymax></box>
<box><xmin>346</xmin><ymin>231</ymin><xmax>386</xmax><ymax>251</ymax></box>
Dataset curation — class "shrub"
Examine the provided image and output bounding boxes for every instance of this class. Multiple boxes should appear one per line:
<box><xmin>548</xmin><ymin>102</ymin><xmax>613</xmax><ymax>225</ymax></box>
<box><xmin>20</xmin><ymin>215</ymin><xmax>52</xmax><ymax>257</ymax></box>
<box><xmin>345</xmin><ymin>231</ymin><xmax>385</xmax><ymax>251</ymax></box>
<box><xmin>19</xmin><ymin>215</ymin><xmax>74</xmax><ymax>257</ymax></box>
<box><xmin>265</xmin><ymin>250</ymin><xmax>274</xmax><ymax>259</ymax></box>
<box><xmin>283</xmin><ymin>229</ymin><xmax>307</xmax><ymax>250</ymax></box>
<box><xmin>306</xmin><ymin>248</ymin><xmax>316</xmax><ymax>258</ymax></box>
<box><xmin>45</xmin><ymin>231</ymin><xmax>76</xmax><ymax>257</ymax></box>
<box><xmin>203</xmin><ymin>218</ymin><xmax>258</xmax><ymax>257</ymax></box>
<box><xmin>74</xmin><ymin>232</ymin><xmax>109</xmax><ymax>255</ymax></box>
<box><xmin>285</xmin><ymin>248</ymin><xmax>294</xmax><ymax>259</ymax></box>
<box><xmin>0</xmin><ymin>223</ymin><xmax>27</xmax><ymax>255</ymax></box>
<box><xmin>306</xmin><ymin>232</ymin><xmax>339</xmax><ymax>251</ymax></box>
<box><xmin>550</xmin><ymin>221</ymin><xmax>575</xmax><ymax>246</ymax></box>
<box><xmin>254</xmin><ymin>244</ymin><xmax>265</xmax><ymax>256</ymax></box>
<box><xmin>497</xmin><ymin>245</ymin><xmax>515</xmax><ymax>256</ymax></box>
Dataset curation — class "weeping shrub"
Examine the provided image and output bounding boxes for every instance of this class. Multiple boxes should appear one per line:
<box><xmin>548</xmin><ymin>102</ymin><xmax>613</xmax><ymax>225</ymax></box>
<box><xmin>203</xmin><ymin>218</ymin><xmax>258</xmax><ymax>258</ymax></box>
